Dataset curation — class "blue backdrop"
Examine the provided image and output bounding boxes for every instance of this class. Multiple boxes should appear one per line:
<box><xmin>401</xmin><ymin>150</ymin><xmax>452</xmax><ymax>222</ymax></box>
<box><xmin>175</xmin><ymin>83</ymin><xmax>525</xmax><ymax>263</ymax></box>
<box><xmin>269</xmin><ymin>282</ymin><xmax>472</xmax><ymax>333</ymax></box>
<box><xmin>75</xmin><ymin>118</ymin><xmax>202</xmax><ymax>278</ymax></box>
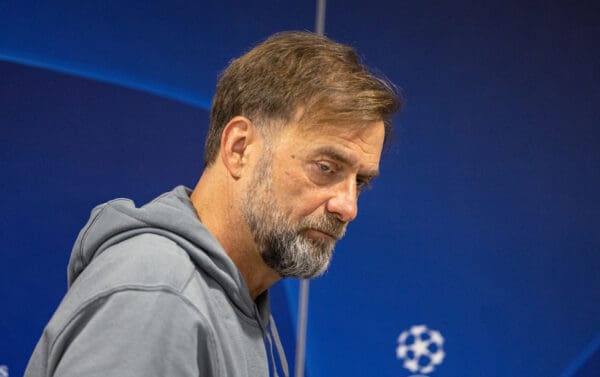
<box><xmin>1</xmin><ymin>1</ymin><xmax>599</xmax><ymax>376</ymax></box>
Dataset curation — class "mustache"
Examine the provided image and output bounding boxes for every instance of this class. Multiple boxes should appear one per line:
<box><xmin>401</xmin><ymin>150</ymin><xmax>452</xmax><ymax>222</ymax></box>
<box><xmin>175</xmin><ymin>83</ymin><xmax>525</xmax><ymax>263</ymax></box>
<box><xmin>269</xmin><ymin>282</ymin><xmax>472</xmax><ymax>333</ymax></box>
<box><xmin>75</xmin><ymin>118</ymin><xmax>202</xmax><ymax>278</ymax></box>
<box><xmin>301</xmin><ymin>214</ymin><xmax>347</xmax><ymax>240</ymax></box>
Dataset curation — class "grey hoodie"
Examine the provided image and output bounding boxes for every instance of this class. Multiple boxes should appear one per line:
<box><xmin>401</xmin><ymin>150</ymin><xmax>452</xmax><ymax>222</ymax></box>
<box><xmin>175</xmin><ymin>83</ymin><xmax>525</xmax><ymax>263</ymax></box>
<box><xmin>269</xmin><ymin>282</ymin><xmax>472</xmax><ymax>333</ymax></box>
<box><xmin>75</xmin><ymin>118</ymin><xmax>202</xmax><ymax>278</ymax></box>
<box><xmin>25</xmin><ymin>186</ymin><xmax>288</xmax><ymax>377</ymax></box>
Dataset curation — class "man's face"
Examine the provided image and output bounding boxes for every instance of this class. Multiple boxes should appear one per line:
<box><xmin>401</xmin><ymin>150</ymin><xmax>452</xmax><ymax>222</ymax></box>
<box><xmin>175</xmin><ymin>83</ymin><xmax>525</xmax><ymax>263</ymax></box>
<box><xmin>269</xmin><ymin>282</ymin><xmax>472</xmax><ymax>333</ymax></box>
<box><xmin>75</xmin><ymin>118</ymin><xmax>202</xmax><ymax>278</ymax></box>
<box><xmin>242</xmin><ymin>121</ymin><xmax>385</xmax><ymax>279</ymax></box>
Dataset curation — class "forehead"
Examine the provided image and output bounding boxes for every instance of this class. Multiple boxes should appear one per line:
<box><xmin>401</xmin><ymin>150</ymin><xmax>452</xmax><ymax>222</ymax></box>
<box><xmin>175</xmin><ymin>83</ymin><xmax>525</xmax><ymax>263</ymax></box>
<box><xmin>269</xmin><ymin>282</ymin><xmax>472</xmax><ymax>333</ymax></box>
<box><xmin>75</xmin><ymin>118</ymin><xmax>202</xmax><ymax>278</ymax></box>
<box><xmin>274</xmin><ymin>121</ymin><xmax>386</xmax><ymax>166</ymax></box>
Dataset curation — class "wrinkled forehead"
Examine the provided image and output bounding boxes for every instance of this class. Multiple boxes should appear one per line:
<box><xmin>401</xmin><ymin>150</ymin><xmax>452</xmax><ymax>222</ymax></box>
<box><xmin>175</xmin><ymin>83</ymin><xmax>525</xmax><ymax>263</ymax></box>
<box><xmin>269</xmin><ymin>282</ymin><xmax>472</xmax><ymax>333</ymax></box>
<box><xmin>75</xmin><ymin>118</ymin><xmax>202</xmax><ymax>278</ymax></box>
<box><xmin>254</xmin><ymin>107</ymin><xmax>388</xmax><ymax>159</ymax></box>
<box><xmin>273</xmin><ymin>117</ymin><xmax>386</xmax><ymax>161</ymax></box>
<box><xmin>297</xmin><ymin>120</ymin><xmax>384</xmax><ymax>139</ymax></box>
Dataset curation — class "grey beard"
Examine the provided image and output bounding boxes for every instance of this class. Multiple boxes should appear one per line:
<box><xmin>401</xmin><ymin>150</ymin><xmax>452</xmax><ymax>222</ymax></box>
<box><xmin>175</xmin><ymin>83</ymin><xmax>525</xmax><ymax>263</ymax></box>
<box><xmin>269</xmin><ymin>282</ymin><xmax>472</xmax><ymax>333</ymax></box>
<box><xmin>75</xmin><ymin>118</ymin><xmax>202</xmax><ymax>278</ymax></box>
<box><xmin>243</xmin><ymin>195</ymin><xmax>342</xmax><ymax>278</ymax></box>
<box><xmin>256</xmin><ymin>212</ymin><xmax>341</xmax><ymax>279</ymax></box>
<box><xmin>241</xmin><ymin>154</ymin><xmax>345</xmax><ymax>278</ymax></box>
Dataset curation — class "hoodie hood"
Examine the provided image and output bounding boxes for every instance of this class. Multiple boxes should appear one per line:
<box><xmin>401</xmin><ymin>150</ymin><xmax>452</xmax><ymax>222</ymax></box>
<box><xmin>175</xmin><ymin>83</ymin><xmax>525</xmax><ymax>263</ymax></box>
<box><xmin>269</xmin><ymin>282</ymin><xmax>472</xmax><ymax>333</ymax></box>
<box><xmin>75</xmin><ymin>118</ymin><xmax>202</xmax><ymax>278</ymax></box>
<box><xmin>67</xmin><ymin>185</ymin><xmax>258</xmax><ymax>319</ymax></box>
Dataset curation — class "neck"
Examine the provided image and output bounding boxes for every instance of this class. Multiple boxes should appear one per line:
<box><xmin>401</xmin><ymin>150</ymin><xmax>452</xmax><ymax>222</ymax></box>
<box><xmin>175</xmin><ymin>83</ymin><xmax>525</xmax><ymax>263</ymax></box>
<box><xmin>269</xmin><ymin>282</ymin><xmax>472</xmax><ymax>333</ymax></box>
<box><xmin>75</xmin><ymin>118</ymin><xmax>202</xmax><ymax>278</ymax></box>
<box><xmin>190</xmin><ymin>166</ymin><xmax>281</xmax><ymax>300</ymax></box>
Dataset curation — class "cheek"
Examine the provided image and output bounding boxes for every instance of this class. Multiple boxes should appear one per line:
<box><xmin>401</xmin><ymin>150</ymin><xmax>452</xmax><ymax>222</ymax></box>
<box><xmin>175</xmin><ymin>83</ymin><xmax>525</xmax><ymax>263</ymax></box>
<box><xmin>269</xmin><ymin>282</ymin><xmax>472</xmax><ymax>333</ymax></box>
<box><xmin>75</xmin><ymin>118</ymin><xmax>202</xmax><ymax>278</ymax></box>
<box><xmin>278</xmin><ymin>167</ymin><xmax>306</xmax><ymax>200</ymax></box>
<box><xmin>277</xmin><ymin>167</ymin><xmax>328</xmax><ymax>216</ymax></box>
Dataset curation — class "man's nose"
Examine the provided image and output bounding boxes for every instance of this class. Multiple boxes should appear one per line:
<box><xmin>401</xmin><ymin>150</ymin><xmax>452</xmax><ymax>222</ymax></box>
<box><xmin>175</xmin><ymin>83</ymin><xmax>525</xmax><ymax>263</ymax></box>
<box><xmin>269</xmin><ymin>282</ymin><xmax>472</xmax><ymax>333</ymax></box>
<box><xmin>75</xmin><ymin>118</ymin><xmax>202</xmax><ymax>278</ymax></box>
<box><xmin>325</xmin><ymin>178</ymin><xmax>358</xmax><ymax>223</ymax></box>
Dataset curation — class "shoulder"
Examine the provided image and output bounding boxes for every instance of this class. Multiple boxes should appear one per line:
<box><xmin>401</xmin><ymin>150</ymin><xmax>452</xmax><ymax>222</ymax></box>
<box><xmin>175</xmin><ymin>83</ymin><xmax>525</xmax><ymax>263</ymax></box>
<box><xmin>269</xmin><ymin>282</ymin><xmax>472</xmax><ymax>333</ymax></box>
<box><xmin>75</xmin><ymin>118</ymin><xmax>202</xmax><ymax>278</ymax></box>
<box><xmin>51</xmin><ymin>233</ymin><xmax>200</xmax><ymax>334</ymax></box>
<box><xmin>31</xmin><ymin>234</ymin><xmax>224</xmax><ymax>376</ymax></box>
<box><xmin>75</xmin><ymin>233</ymin><xmax>196</xmax><ymax>295</ymax></box>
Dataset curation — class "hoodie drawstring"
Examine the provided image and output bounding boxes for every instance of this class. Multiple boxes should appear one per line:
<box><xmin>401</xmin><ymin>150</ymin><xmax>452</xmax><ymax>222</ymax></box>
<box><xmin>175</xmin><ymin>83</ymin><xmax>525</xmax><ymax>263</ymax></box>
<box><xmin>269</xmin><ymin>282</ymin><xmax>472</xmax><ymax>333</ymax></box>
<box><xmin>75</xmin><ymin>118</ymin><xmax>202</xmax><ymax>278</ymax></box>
<box><xmin>264</xmin><ymin>316</ymin><xmax>289</xmax><ymax>377</ymax></box>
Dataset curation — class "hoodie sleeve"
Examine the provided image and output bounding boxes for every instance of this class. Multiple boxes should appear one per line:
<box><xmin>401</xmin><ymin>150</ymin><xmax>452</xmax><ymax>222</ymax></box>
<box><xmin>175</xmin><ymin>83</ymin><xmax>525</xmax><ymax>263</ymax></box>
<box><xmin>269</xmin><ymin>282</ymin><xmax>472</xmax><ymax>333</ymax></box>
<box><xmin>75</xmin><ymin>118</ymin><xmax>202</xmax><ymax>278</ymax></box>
<box><xmin>27</xmin><ymin>287</ymin><xmax>221</xmax><ymax>377</ymax></box>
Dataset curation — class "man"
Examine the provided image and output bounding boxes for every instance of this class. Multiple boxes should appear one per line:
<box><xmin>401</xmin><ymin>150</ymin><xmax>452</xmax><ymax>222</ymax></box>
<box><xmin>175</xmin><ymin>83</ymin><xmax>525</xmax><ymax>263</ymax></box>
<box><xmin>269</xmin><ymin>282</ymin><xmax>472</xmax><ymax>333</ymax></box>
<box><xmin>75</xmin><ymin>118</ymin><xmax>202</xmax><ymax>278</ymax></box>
<box><xmin>25</xmin><ymin>31</ymin><xmax>400</xmax><ymax>377</ymax></box>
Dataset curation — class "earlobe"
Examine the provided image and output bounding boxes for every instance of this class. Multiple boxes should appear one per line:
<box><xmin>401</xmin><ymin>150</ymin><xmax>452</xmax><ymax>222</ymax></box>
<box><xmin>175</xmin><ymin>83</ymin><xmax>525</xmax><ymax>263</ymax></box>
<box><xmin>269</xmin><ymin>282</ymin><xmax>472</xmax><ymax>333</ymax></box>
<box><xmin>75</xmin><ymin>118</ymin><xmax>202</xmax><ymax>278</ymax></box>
<box><xmin>219</xmin><ymin>116</ymin><xmax>256</xmax><ymax>178</ymax></box>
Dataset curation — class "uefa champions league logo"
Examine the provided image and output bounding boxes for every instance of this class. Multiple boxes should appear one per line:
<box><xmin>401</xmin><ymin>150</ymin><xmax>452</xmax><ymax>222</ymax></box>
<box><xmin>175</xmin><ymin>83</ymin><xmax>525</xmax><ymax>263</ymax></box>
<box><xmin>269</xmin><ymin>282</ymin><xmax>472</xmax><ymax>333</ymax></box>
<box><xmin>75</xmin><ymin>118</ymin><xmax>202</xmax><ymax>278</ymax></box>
<box><xmin>396</xmin><ymin>325</ymin><xmax>445</xmax><ymax>376</ymax></box>
<box><xmin>0</xmin><ymin>365</ymin><xmax>8</xmax><ymax>377</ymax></box>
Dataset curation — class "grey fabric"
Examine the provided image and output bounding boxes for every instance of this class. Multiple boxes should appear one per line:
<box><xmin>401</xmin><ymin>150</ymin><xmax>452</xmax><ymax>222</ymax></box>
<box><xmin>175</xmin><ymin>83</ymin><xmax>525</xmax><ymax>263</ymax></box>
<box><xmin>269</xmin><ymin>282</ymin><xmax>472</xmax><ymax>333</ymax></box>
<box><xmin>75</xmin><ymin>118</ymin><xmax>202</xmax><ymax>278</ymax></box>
<box><xmin>25</xmin><ymin>186</ymin><xmax>288</xmax><ymax>377</ymax></box>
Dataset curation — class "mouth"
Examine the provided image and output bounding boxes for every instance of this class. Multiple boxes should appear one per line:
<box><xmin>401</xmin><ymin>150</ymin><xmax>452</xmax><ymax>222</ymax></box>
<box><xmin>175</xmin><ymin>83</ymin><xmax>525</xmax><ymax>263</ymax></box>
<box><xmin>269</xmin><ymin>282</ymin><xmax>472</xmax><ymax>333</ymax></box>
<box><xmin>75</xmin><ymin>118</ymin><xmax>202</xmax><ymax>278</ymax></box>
<box><xmin>305</xmin><ymin>228</ymin><xmax>340</xmax><ymax>241</ymax></box>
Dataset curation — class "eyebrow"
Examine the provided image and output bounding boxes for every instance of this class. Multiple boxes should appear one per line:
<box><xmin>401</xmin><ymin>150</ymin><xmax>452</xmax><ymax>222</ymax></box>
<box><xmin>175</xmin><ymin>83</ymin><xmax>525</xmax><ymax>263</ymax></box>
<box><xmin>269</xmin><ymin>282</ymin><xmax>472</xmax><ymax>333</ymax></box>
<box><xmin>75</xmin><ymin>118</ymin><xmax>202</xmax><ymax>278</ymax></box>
<box><xmin>315</xmin><ymin>146</ymin><xmax>380</xmax><ymax>179</ymax></box>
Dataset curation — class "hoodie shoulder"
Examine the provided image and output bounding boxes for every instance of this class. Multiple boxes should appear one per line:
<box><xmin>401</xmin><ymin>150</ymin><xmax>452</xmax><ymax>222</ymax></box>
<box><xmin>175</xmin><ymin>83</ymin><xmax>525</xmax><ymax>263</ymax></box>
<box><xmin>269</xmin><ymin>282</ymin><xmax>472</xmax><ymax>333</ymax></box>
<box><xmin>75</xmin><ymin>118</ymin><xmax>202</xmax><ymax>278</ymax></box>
<box><xmin>65</xmin><ymin>186</ymin><xmax>256</xmax><ymax>322</ymax></box>
<box><xmin>26</xmin><ymin>234</ymin><xmax>224</xmax><ymax>377</ymax></box>
<box><xmin>60</xmin><ymin>233</ymin><xmax>197</xmax><ymax>320</ymax></box>
<box><xmin>77</xmin><ymin>233</ymin><xmax>196</xmax><ymax>294</ymax></box>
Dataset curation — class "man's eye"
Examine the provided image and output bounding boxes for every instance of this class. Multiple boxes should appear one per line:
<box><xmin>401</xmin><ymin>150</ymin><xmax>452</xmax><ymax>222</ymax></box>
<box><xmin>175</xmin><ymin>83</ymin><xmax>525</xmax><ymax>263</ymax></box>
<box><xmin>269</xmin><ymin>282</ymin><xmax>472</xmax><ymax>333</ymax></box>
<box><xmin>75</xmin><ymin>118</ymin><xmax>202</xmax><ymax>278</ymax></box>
<box><xmin>316</xmin><ymin>162</ymin><xmax>333</xmax><ymax>173</ymax></box>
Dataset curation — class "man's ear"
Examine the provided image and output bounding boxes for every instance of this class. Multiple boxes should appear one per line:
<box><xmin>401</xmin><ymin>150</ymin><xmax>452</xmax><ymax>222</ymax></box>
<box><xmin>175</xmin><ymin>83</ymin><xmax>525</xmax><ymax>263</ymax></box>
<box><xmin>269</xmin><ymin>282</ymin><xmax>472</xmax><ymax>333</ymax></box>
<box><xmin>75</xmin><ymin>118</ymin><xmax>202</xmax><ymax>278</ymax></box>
<box><xmin>219</xmin><ymin>116</ymin><xmax>259</xmax><ymax>178</ymax></box>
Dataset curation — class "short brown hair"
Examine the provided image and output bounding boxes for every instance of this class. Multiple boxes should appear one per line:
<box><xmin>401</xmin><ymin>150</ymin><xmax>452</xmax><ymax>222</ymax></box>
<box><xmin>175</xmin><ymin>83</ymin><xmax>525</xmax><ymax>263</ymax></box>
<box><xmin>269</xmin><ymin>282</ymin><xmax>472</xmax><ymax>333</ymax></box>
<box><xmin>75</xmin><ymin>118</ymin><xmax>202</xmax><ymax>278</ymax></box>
<box><xmin>204</xmin><ymin>31</ymin><xmax>401</xmax><ymax>165</ymax></box>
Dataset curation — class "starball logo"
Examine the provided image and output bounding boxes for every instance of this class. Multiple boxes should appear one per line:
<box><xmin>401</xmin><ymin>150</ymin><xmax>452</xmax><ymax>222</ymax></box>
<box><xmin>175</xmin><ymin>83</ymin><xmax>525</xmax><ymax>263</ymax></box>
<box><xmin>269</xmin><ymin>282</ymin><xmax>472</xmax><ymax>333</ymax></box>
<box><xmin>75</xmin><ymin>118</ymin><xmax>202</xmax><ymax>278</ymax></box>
<box><xmin>0</xmin><ymin>365</ymin><xmax>8</xmax><ymax>377</ymax></box>
<box><xmin>396</xmin><ymin>325</ymin><xmax>445</xmax><ymax>376</ymax></box>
